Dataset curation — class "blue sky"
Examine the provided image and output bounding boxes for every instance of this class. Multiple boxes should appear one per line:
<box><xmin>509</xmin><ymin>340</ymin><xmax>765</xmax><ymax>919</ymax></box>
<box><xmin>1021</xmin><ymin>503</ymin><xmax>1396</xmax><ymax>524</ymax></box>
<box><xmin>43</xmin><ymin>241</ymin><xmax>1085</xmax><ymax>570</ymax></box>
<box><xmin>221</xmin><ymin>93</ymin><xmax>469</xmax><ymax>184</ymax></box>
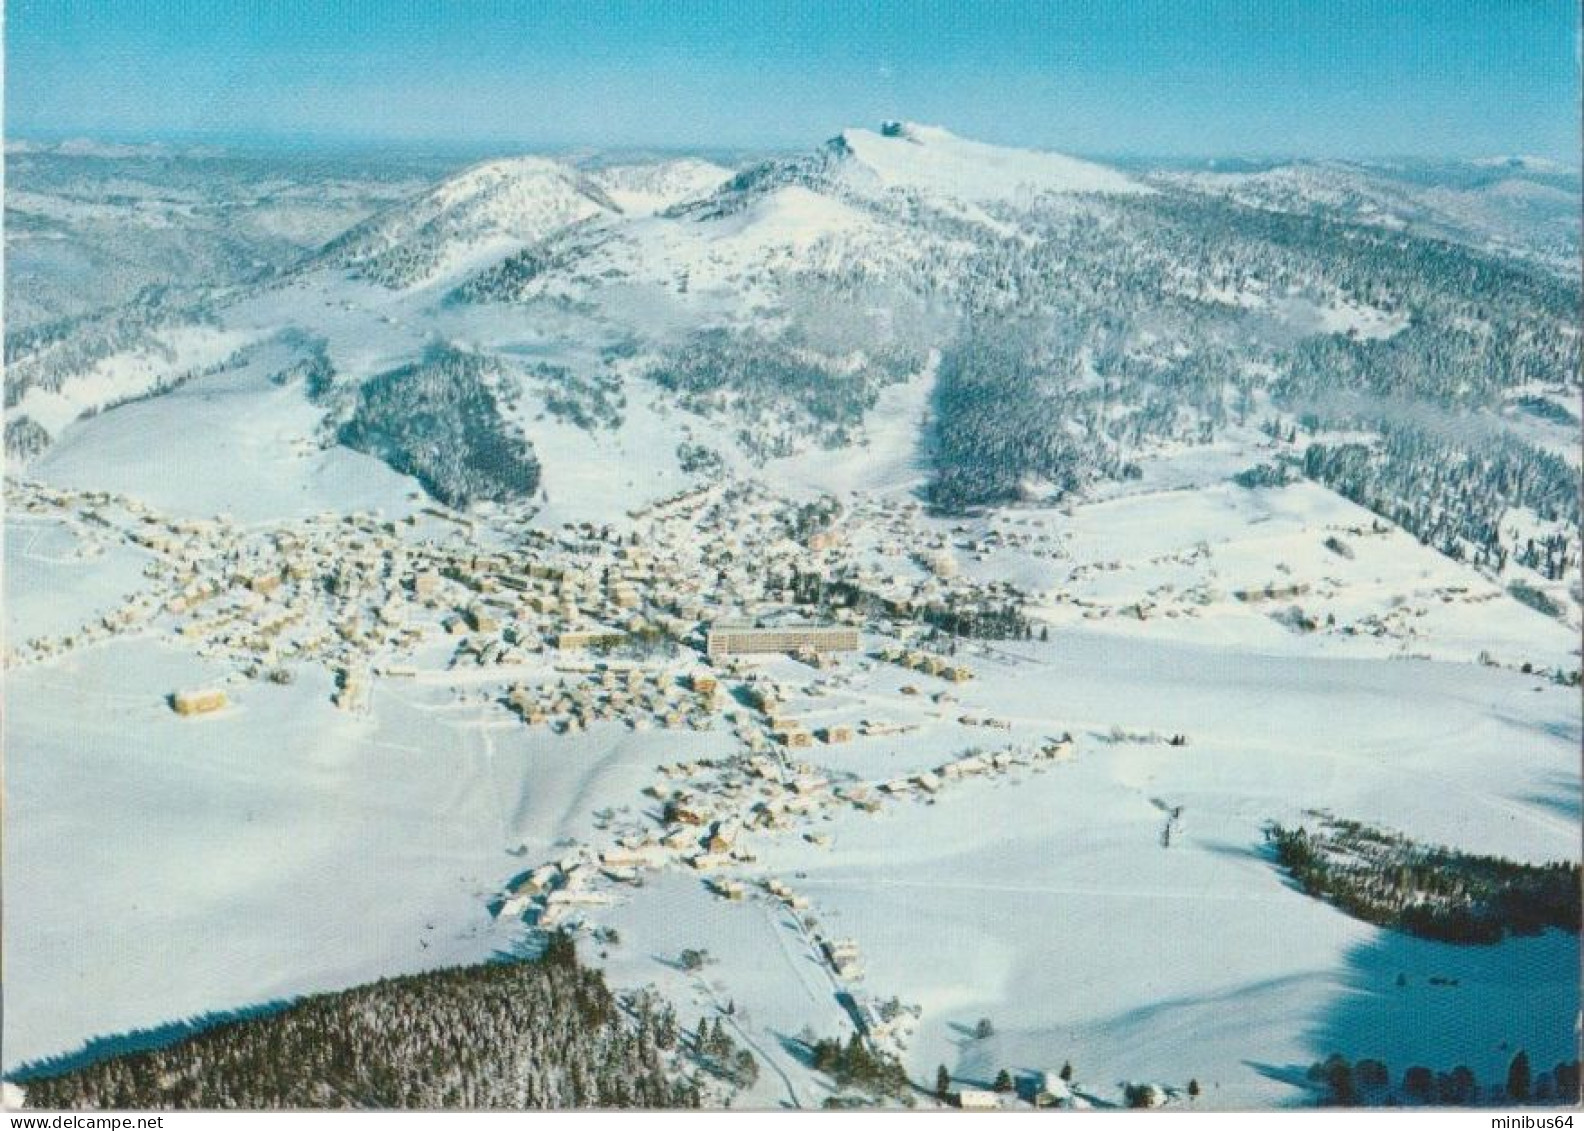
<box><xmin>6</xmin><ymin>0</ymin><xmax>1580</xmax><ymax>159</ymax></box>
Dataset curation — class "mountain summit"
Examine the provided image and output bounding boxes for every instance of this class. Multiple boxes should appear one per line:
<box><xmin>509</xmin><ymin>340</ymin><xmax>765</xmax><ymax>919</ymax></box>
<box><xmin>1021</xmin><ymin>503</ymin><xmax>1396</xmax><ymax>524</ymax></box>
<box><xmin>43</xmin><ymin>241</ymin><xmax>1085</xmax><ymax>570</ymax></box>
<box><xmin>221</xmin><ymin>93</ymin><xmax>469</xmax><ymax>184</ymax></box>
<box><xmin>831</xmin><ymin>121</ymin><xmax>1147</xmax><ymax>200</ymax></box>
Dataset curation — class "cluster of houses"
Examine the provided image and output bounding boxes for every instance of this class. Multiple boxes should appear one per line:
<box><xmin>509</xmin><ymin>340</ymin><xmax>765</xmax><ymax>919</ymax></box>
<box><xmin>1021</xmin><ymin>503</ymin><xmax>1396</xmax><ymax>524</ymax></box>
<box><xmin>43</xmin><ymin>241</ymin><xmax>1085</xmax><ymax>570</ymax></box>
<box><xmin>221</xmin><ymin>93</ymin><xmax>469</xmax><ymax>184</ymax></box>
<box><xmin>1048</xmin><ymin>541</ymin><xmax>1219</xmax><ymax>626</ymax></box>
<box><xmin>9</xmin><ymin>473</ymin><xmax>1048</xmax><ymax>746</ymax></box>
<box><xmin>944</xmin><ymin>512</ymin><xmax>1066</xmax><ymax>561</ymax></box>
<box><xmin>1234</xmin><ymin>581</ymin><xmax>1313</xmax><ymax>604</ymax></box>
<box><xmin>504</xmin><ymin>665</ymin><xmax>720</xmax><ymax>733</ymax></box>
<box><xmin>11</xmin><ymin>466</ymin><xmax>1249</xmax><ymax>1113</ymax></box>
<box><xmin>132</xmin><ymin>504</ymin><xmax>433</xmax><ymax>692</ymax></box>
<box><xmin>491</xmin><ymin>717</ymin><xmax>1082</xmax><ymax>1048</ymax></box>
<box><xmin>952</xmin><ymin>1069</ymin><xmax>1081</xmax><ymax>1111</ymax></box>
<box><xmin>4</xmin><ymin>482</ymin><xmax>167</xmax><ymax>668</ymax></box>
<box><xmin>497</xmin><ymin>851</ymin><xmax>617</xmax><ymax>929</ymax></box>
<box><xmin>874</xmin><ymin>645</ymin><xmax>974</xmax><ymax>683</ymax></box>
<box><xmin>12</xmin><ymin>475</ymin><xmax>1083</xmax><ymax>1058</ymax></box>
<box><xmin>877</xmin><ymin>735</ymin><xmax>1074</xmax><ymax>797</ymax></box>
<box><xmin>12</xmin><ymin>477</ymin><xmax>1114</xmax><ymax>1087</ymax></box>
<box><xmin>722</xmin><ymin>671</ymin><xmax>872</xmax><ymax>752</ymax></box>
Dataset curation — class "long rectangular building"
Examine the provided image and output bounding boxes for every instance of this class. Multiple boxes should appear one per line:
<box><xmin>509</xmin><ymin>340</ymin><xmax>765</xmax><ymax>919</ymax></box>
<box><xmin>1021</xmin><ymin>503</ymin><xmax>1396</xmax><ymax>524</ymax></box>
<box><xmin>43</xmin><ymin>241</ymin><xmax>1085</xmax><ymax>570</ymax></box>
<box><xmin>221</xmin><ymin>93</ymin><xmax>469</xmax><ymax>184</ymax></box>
<box><xmin>706</xmin><ymin>624</ymin><xmax>860</xmax><ymax>658</ymax></box>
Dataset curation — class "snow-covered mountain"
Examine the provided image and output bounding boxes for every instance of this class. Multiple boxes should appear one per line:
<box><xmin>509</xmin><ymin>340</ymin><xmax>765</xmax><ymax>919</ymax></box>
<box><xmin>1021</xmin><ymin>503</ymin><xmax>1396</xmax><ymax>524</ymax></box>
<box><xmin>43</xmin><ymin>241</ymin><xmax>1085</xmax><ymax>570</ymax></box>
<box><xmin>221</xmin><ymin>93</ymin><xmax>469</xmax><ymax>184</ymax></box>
<box><xmin>832</xmin><ymin>121</ymin><xmax>1148</xmax><ymax>201</ymax></box>
<box><xmin>317</xmin><ymin>157</ymin><xmax>623</xmax><ymax>287</ymax></box>
<box><xmin>7</xmin><ymin>124</ymin><xmax>1578</xmax><ymax>576</ymax></box>
<box><xmin>308</xmin><ymin>123</ymin><xmax>1143</xmax><ymax>292</ymax></box>
<box><xmin>309</xmin><ymin>123</ymin><xmax>1146</xmax><ymax>302</ymax></box>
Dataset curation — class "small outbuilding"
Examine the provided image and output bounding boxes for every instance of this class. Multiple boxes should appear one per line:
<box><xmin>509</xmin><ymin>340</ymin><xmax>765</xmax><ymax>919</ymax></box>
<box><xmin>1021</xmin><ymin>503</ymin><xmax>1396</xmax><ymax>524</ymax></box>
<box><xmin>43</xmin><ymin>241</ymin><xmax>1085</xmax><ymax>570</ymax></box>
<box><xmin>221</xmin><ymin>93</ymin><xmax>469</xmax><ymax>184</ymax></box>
<box><xmin>171</xmin><ymin>688</ymin><xmax>227</xmax><ymax>716</ymax></box>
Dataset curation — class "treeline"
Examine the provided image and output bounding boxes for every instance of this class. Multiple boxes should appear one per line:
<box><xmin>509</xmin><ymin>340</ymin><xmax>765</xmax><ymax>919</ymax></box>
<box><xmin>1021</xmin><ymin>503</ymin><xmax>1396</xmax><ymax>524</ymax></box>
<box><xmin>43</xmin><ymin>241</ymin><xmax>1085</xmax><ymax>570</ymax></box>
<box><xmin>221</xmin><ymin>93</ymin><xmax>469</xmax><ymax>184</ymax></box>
<box><xmin>1299</xmin><ymin>423</ymin><xmax>1578</xmax><ymax>578</ymax></box>
<box><xmin>319</xmin><ymin>166</ymin><xmax>618</xmax><ymax>290</ymax></box>
<box><xmin>686</xmin><ymin>1015</ymin><xmax>759</xmax><ymax>1090</ymax></box>
<box><xmin>268</xmin><ymin>334</ymin><xmax>336</xmax><ymax>399</ymax></box>
<box><xmin>925</xmin><ymin>330</ymin><xmax>1239</xmax><ymax>511</ymax></box>
<box><xmin>3</xmin><ymin>287</ymin><xmax>216</xmax><ymax>408</ymax></box>
<box><xmin>1126</xmin><ymin>192</ymin><xmax>1578</xmax><ymax>412</ymax></box>
<box><xmin>1309</xmin><ymin>1050</ymin><xmax>1580</xmax><ymax>1107</ymax></box>
<box><xmin>926</xmin><ymin>332</ymin><xmax>1085</xmax><ymax>510</ymax></box>
<box><xmin>1265</xmin><ymin>815</ymin><xmax>1580</xmax><ymax>944</ymax></box>
<box><xmin>919</xmin><ymin>599</ymin><xmax>1031</xmax><ymax>642</ymax></box>
<box><xmin>14</xmin><ymin>935</ymin><xmax>701</xmax><ymax>1110</ymax></box>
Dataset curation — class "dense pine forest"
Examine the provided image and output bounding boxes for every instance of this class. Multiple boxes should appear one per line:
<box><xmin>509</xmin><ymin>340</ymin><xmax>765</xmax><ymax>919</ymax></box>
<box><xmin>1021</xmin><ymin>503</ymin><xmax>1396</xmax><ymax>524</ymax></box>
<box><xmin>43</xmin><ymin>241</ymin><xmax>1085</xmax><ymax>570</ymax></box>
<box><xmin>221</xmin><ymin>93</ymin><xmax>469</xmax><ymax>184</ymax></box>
<box><xmin>1265</xmin><ymin>815</ymin><xmax>1581</xmax><ymax>945</ymax></box>
<box><xmin>14</xmin><ymin>937</ymin><xmax>702</xmax><ymax>1110</ymax></box>
<box><xmin>334</xmin><ymin>344</ymin><xmax>542</xmax><ymax>507</ymax></box>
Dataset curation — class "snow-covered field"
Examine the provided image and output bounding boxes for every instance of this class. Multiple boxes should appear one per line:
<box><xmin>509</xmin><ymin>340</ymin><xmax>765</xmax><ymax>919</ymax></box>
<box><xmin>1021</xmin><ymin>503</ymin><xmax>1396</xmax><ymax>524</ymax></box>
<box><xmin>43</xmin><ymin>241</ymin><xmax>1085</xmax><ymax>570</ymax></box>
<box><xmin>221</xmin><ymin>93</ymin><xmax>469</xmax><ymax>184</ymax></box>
<box><xmin>2</xmin><ymin>633</ymin><xmax>742</xmax><ymax>1067</ymax></box>
<box><xmin>32</xmin><ymin>350</ymin><xmax>421</xmax><ymax>524</ymax></box>
<box><xmin>589</xmin><ymin>629</ymin><xmax>1578</xmax><ymax>1107</ymax></box>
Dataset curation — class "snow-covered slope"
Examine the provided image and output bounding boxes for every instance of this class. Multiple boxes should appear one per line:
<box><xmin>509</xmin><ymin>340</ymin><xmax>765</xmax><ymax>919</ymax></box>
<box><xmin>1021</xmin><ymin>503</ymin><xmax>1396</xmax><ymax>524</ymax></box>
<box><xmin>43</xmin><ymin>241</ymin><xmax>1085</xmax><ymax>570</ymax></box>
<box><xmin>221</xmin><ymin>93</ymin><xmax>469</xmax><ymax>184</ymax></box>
<box><xmin>319</xmin><ymin>157</ymin><xmax>620</xmax><ymax>286</ymax></box>
<box><xmin>437</xmin><ymin>123</ymin><xmax>1151</xmax><ymax>320</ymax></box>
<box><xmin>590</xmin><ymin>158</ymin><xmax>733</xmax><ymax>215</ymax></box>
<box><xmin>833</xmin><ymin>121</ymin><xmax>1148</xmax><ymax>201</ymax></box>
<box><xmin>1160</xmin><ymin>159</ymin><xmax>1581</xmax><ymax>271</ymax></box>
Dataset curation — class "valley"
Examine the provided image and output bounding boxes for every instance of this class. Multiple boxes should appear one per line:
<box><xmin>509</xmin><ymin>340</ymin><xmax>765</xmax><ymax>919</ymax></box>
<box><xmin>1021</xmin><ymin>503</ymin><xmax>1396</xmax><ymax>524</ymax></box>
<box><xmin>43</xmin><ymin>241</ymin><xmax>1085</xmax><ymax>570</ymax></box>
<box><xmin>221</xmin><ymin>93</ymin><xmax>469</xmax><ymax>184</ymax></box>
<box><xmin>3</xmin><ymin>124</ymin><xmax>1579</xmax><ymax>1109</ymax></box>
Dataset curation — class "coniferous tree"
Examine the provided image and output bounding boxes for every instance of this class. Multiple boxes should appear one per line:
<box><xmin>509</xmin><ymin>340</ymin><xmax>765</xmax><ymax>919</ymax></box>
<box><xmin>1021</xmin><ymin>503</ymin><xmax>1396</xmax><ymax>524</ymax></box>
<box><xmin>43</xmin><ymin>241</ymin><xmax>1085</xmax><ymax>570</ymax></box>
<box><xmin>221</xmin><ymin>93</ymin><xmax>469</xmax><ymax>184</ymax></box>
<box><xmin>1508</xmin><ymin>1050</ymin><xmax>1531</xmax><ymax>1103</ymax></box>
<box><xmin>1402</xmin><ymin>1066</ymin><xmax>1434</xmax><ymax>1102</ymax></box>
<box><xmin>1555</xmin><ymin>1061</ymin><xmax>1581</xmax><ymax>1103</ymax></box>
